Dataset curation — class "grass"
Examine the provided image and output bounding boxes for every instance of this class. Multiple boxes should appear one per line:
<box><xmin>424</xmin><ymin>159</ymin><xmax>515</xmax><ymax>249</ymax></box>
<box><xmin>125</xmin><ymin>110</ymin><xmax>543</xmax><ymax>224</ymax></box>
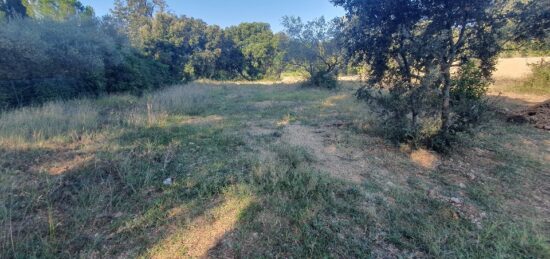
<box><xmin>1</xmin><ymin>81</ymin><xmax>549</xmax><ymax>258</ymax></box>
<box><xmin>492</xmin><ymin>60</ymin><xmax>550</xmax><ymax>96</ymax></box>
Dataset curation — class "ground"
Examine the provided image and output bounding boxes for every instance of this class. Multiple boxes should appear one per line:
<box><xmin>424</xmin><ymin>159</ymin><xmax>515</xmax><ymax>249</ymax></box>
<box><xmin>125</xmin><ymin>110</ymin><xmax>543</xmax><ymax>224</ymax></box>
<box><xmin>1</xmin><ymin>63</ymin><xmax>549</xmax><ymax>258</ymax></box>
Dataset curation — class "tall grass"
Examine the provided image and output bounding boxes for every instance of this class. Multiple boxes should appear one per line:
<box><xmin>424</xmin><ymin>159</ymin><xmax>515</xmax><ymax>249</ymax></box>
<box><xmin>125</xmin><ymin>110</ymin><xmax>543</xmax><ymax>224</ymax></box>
<box><xmin>0</xmin><ymin>84</ymin><xmax>222</xmax><ymax>145</ymax></box>
<box><xmin>0</xmin><ymin>99</ymin><xmax>99</xmax><ymax>144</ymax></box>
<box><xmin>149</xmin><ymin>84</ymin><xmax>217</xmax><ymax>116</ymax></box>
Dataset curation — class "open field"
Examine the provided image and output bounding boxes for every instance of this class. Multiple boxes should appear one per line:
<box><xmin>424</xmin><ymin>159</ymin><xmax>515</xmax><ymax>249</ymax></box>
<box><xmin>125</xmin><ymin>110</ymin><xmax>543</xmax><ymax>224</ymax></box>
<box><xmin>1</xmin><ymin>75</ymin><xmax>549</xmax><ymax>257</ymax></box>
<box><xmin>493</xmin><ymin>57</ymin><xmax>548</xmax><ymax>80</ymax></box>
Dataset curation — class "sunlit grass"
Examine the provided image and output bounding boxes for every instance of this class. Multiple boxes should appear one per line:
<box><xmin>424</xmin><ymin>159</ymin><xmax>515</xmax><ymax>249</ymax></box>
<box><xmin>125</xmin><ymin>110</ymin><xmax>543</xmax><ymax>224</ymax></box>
<box><xmin>1</xmin><ymin>80</ymin><xmax>548</xmax><ymax>258</ymax></box>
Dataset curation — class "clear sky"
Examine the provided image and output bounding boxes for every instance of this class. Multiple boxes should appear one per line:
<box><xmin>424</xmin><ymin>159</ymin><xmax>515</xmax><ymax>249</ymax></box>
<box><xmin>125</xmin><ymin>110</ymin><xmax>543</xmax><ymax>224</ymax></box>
<box><xmin>80</xmin><ymin>0</ymin><xmax>345</xmax><ymax>31</ymax></box>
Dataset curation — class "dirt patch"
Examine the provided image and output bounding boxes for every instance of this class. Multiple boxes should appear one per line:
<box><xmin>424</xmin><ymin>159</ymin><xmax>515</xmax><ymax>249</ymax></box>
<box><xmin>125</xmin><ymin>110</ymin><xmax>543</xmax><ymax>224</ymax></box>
<box><xmin>46</xmin><ymin>155</ymin><xmax>95</xmax><ymax>175</ymax></box>
<box><xmin>179</xmin><ymin>115</ymin><xmax>224</xmax><ymax>125</ymax></box>
<box><xmin>508</xmin><ymin>100</ymin><xmax>550</xmax><ymax>130</ymax></box>
<box><xmin>281</xmin><ymin>124</ymin><xmax>369</xmax><ymax>183</ymax></box>
<box><xmin>410</xmin><ymin>149</ymin><xmax>440</xmax><ymax>170</ymax></box>
<box><xmin>149</xmin><ymin>195</ymin><xmax>252</xmax><ymax>259</ymax></box>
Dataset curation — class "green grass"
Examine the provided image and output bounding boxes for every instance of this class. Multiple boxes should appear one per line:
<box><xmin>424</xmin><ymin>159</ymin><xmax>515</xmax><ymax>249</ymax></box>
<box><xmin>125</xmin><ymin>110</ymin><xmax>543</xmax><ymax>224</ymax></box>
<box><xmin>1</xmin><ymin>81</ymin><xmax>549</xmax><ymax>258</ymax></box>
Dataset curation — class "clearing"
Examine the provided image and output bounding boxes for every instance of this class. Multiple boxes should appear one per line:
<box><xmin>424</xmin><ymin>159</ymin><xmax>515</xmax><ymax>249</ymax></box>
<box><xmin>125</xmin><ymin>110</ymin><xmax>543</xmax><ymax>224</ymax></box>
<box><xmin>1</xmin><ymin>71</ymin><xmax>549</xmax><ymax>257</ymax></box>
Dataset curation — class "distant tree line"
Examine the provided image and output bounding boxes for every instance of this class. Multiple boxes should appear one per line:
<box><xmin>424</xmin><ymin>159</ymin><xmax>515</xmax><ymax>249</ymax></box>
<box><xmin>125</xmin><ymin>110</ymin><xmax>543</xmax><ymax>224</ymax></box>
<box><xmin>0</xmin><ymin>0</ymin><xmax>324</xmax><ymax>108</ymax></box>
<box><xmin>109</xmin><ymin>0</ymin><xmax>291</xmax><ymax>82</ymax></box>
<box><xmin>0</xmin><ymin>0</ymin><xmax>177</xmax><ymax>108</ymax></box>
<box><xmin>1</xmin><ymin>0</ymin><xmax>546</xmax><ymax>112</ymax></box>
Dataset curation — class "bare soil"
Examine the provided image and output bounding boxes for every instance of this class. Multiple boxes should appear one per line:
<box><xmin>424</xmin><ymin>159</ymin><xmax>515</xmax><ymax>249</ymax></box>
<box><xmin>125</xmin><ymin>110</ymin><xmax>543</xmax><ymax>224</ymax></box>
<box><xmin>511</xmin><ymin>100</ymin><xmax>550</xmax><ymax>130</ymax></box>
<box><xmin>520</xmin><ymin>100</ymin><xmax>550</xmax><ymax>130</ymax></box>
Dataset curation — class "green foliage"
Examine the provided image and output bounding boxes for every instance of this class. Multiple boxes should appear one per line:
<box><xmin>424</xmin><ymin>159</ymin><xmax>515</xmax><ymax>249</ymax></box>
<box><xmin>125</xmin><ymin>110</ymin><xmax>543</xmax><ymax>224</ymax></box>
<box><xmin>334</xmin><ymin>0</ymin><xmax>504</xmax><ymax>152</ymax></box>
<box><xmin>511</xmin><ymin>0</ymin><xmax>550</xmax><ymax>45</ymax></box>
<box><xmin>500</xmin><ymin>0</ymin><xmax>550</xmax><ymax>57</ymax></box>
<box><xmin>226</xmin><ymin>23</ymin><xmax>282</xmax><ymax>80</ymax></box>
<box><xmin>305</xmin><ymin>70</ymin><xmax>338</xmax><ymax>89</ymax></box>
<box><xmin>0</xmin><ymin>17</ymin><xmax>173</xmax><ymax>108</ymax></box>
<box><xmin>430</xmin><ymin>63</ymin><xmax>491</xmax><ymax>152</ymax></box>
<box><xmin>105</xmin><ymin>49</ymin><xmax>172</xmax><ymax>94</ymax></box>
<box><xmin>521</xmin><ymin>60</ymin><xmax>550</xmax><ymax>94</ymax></box>
<box><xmin>112</xmin><ymin>2</ymin><xmax>283</xmax><ymax>82</ymax></box>
<box><xmin>21</xmin><ymin>0</ymin><xmax>94</xmax><ymax>20</ymax></box>
<box><xmin>111</xmin><ymin>0</ymin><xmax>163</xmax><ymax>45</ymax></box>
<box><xmin>282</xmin><ymin>16</ymin><xmax>342</xmax><ymax>88</ymax></box>
<box><xmin>451</xmin><ymin>62</ymin><xmax>491</xmax><ymax>101</ymax></box>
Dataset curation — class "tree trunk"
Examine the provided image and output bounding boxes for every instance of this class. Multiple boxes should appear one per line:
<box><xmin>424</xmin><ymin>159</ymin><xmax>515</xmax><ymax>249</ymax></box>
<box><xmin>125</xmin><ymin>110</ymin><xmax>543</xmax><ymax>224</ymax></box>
<box><xmin>441</xmin><ymin>65</ymin><xmax>452</xmax><ymax>136</ymax></box>
<box><xmin>411</xmin><ymin>100</ymin><xmax>418</xmax><ymax>131</ymax></box>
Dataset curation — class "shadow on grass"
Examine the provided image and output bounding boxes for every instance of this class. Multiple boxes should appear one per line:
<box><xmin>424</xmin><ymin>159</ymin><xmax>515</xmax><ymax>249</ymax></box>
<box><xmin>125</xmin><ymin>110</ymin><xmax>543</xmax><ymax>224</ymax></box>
<box><xmin>0</xmin><ymin>120</ymin><xmax>250</xmax><ymax>257</ymax></box>
<box><xmin>2</xmin><ymin>88</ymin><xmax>549</xmax><ymax>258</ymax></box>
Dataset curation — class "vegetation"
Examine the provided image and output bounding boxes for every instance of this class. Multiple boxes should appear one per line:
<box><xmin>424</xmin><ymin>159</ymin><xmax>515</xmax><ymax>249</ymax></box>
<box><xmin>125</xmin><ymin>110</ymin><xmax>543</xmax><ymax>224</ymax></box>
<box><xmin>282</xmin><ymin>16</ymin><xmax>342</xmax><ymax>88</ymax></box>
<box><xmin>112</xmin><ymin>0</ymin><xmax>286</xmax><ymax>82</ymax></box>
<box><xmin>0</xmin><ymin>17</ymin><xmax>173</xmax><ymax>108</ymax></box>
<box><xmin>225</xmin><ymin>22</ymin><xmax>284</xmax><ymax>80</ymax></box>
<box><xmin>1</xmin><ymin>0</ymin><xmax>549</xmax><ymax>257</ymax></box>
<box><xmin>0</xmin><ymin>0</ymin><xmax>302</xmax><ymax>109</ymax></box>
<box><xmin>515</xmin><ymin>60</ymin><xmax>550</xmax><ymax>95</ymax></box>
<box><xmin>510</xmin><ymin>0</ymin><xmax>550</xmax><ymax>50</ymax></box>
<box><xmin>333</xmin><ymin>0</ymin><xmax>506</xmax><ymax>151</ymax></box>
<box><xmin>1</xmin><ymin>81</ymin><xmax>548</xmax><ymax>257</ymax></box>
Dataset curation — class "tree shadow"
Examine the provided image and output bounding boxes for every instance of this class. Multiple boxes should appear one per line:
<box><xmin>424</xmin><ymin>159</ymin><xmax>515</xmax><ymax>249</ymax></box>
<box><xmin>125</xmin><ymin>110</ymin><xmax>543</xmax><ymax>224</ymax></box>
<box><xmin>0</xmin><ymin>120</ymin><xmax>249</xmax><ymax>257</ymax></box>
<box><xmin>488</xmin><ymin>93</ymin><xmax>548</xmax><ymax>112</ymax></box>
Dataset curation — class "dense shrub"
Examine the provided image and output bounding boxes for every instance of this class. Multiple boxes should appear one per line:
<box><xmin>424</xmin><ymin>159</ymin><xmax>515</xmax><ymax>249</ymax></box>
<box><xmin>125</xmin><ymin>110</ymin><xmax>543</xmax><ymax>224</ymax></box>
<box><xmin>429</xmin><ymin>63</ymin><xmax>491</xmax><ymax>152</ymax></box>
<box><xmin>304</xmin><ymin>70</ymin><xmax>338</xmax><ymax>89</ymax></box>
<box><xmin>361</xmin><ymin>63</ymin><xmax>490</xmax><ymax>151</ymax></box>
<box><xmin>105</xmin><ymin>49</ymin><xmax>172</xmax><ymax>94</ymax></box>
<box><xmin>0</xmin><ymin>18</ymin><xmax>173</xmax><ymax>108</ymax></box>
<box><xmin>521</xmin><ymin>60</ymin><xmax>550</xmax><ymax>93</ymax></box>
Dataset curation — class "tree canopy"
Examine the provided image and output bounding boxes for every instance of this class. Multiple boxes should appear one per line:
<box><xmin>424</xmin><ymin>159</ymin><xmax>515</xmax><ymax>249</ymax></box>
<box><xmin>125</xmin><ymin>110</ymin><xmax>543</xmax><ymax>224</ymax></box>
<box><xmin>282</xmin><ymin>16</ymin><xmax>343</xmax><ymax>88</ymax></box>
<box><xmin>511</xmin><ymin>0</ymin><xmax>550</xmax><ymax>50</ymax></box>
<box><xmin>226</xmin><ymin>22</ymin><xmax>282</xmax><ymax>80</ymax></box>
<box><xmin>333</xmin><ymin>0</ymin><xmax>506</xmax><ymax>149</ymax></box>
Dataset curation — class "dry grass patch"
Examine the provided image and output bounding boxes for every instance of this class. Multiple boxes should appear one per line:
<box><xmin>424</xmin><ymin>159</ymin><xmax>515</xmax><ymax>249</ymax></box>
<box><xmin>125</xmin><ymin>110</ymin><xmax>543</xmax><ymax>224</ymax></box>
<box><xmin>493</xmin><ymin>57</ymin><xmax>548</xmax><ymax>80</ymax></box>
<box><xmin>410</xmin><ymin>149</ymin><xmax>440</xmax><ymax>170</ymax></box>
<box><xmin>146</xmin><ymin>193</ymin><xmax>253</xmax><ymax>259</ymax></box>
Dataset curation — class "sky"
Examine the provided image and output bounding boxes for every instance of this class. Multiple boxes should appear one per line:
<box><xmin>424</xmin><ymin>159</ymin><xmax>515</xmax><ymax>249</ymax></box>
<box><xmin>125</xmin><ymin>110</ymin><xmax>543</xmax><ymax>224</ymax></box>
<box><xmin>80</xmin><ymin>0</ymin><xmax>345</xmax><ymax>32</ymax></box>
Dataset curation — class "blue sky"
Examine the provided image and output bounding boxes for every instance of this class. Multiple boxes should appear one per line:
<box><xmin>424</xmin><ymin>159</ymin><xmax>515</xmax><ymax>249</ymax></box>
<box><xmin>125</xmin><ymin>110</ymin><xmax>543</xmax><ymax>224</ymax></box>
<box><xmin>80</xmin><ymin>0</ymin><xmax>345</xmax><ymax>31</ymax></box>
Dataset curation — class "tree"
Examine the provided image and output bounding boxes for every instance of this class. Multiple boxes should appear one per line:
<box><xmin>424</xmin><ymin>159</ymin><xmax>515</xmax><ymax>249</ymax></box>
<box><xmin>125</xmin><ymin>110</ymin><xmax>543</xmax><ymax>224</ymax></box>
<box><xmin>0</xmin><ymin>17</ymin><xmax>172</xmax><ymax>108</ymax></box>
<box><xmin>22</xmin><ymin>0</ymin><xmax>94</xmax><ymax>20</ymax></box>
<box><xmin>111</xmin><ymin>0</ymin><xmax>165</xmax><ymax>46</ymax></box>
<box><xmin>137</xmin><ymin>11</ymin><xmax>244</xmax><ymax>81</ymax></box>
<box><xmin>0</xmin><ymin>0</ymin><xmax>27</xmax><ymax>21</ymax></box>
<box><xmin>333</xmin><ymin>0</ymin><xmax>505</xmax><ymax>150</ymax></box>
<box><xmin>225</xmin><ymin>23</ymin><xmax>281</xmax><ymax>80</ymax></box>
<box><xmin>511</xmin><ymin>0</ymin><xmax>550</xmax><ymax>48</ymax></box>
<box><xmin>282</xmin><ymin>16</ymin><xmax>343</xmax><ymax>88</ymax></box>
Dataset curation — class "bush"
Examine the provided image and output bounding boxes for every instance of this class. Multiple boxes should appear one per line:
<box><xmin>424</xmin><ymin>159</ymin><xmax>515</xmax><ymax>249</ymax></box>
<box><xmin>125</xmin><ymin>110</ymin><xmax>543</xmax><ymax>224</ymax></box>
<box><xmin>363</xmin><ymin>62</ymin><xmax>490</xmax><ymax>152</ymax></box>
<box><xmin>0</xmin><ymin>18</ymin><xmax>173</xmax><ymax>109</ymax></box>
<box><xmin>304</xmin><ymin>71</ymin><xmax>338</xmax><ymax>89</ymax></box>
<box><xmin>105</xmin><ymin>50</ymin><xmax>172</xmax><ymax>94</ymax></box>
<box><xmin>521</xmin><ymin>60</ymin><xmax>550</xmax><ymax>94</ymax></box>
<box><xmin>430</xmin><ymin>63</ymin><xmax>491</xmax><ymax>152</ymax></box>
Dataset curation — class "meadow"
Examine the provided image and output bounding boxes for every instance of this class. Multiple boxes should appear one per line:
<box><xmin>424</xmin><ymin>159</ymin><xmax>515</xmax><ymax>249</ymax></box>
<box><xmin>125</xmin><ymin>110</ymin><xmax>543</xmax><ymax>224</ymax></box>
<box><xmin>1</xmin><ymin>65</ymin><xmax>549</xmax><ymax>257</ymax></box>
